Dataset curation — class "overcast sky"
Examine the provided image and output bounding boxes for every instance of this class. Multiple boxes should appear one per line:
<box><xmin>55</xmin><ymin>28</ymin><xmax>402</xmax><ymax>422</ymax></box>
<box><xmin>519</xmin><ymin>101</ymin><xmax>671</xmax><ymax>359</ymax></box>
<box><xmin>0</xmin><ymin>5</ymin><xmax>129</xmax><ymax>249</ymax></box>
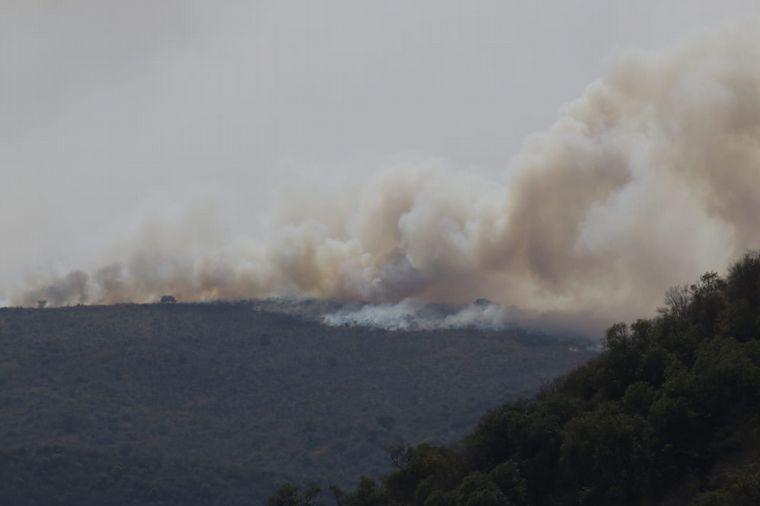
<box><xmin>2</xmin><ymin>1</ymin><xmax>759</xmax><ymax>301</ymax></box>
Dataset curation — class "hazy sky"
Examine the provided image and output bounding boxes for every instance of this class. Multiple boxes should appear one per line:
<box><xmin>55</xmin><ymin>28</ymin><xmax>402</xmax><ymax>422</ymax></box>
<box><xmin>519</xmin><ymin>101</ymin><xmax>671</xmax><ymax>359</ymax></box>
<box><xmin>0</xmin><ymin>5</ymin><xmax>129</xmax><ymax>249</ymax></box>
<box><xmin>2</xmin><ymin>1</ymin><xmax>759</xmax><ymax>302</ymax></box>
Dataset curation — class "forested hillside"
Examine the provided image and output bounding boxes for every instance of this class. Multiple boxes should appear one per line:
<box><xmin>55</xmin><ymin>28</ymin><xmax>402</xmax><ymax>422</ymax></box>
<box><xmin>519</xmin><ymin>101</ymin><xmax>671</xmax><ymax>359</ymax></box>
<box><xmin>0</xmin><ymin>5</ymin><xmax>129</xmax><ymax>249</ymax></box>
<box><xmin>312</xmin><ymin>253</ymin><xmax>760</xmax><ymax>506</ymax></box>
<box><xmin>0</xmin><ymin>302</ymin><xmax>590</xmax><ymax>505</ymax></box>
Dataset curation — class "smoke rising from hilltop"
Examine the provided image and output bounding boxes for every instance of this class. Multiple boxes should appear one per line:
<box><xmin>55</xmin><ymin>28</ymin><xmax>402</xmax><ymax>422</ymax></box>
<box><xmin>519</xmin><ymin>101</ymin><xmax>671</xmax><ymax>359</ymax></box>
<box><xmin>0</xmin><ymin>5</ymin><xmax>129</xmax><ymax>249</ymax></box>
<box><xmin>322</xmin><ymin>299</ymin><xmax>515</xmax><ymax>332</ymax></box>
<box><xmin>15</xmin><ymin>25</ymin><xmax>760</xmax><ymax>333</ymax></box>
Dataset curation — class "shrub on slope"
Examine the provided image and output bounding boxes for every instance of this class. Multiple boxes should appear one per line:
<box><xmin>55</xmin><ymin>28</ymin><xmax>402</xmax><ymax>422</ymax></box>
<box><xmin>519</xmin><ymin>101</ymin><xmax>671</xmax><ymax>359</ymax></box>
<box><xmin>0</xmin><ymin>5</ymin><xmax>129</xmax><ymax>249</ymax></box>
<box><xmin>310</xmin><ymin>252</ymin><xmax>760</xmax><ymax>505</ymax></box>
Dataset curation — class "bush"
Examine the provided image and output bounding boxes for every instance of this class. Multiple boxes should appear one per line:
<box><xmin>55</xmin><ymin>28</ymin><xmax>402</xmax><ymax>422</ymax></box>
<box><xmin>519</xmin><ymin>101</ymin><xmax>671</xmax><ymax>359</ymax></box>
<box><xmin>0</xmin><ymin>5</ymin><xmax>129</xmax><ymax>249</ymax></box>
<box><xmin>321</xmin><ymin>252</ymin><xmax>760</xmax><ymax>505</ymax></box>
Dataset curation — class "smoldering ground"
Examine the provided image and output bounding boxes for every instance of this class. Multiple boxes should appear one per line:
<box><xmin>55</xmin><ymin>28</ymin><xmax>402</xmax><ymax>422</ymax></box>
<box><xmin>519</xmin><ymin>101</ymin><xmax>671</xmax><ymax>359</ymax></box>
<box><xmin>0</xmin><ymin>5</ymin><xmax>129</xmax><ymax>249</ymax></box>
<box><xmin>14</xmin><ymin>25</ymin><xmax>760</xmax><ymax>335</ymax></box>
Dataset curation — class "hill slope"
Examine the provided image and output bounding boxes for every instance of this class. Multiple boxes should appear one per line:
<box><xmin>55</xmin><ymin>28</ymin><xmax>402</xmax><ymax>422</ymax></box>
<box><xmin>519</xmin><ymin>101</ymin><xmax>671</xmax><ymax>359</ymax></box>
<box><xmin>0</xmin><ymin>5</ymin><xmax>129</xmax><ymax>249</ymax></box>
<box><xmin>0</xmin><ymin>302</ymin><xmax>591</xmax><ymax>505</ymax></box>
<box><xmin>326</xmin><ymin>253</ymin><xmax>760</xmax><ymax>506</ymax></box>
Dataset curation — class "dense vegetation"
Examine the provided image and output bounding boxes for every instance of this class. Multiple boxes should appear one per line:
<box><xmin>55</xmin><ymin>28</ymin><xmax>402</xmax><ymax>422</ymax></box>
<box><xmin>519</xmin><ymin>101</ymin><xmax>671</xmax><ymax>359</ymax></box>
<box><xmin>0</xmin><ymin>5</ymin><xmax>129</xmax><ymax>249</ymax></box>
<box><xmin>0</xmin><ymin>302</ymin><xmax>590</xmax><ymax>505</ymax></box>
<box><xmin>277</xmin><ymin>253</ymin><xmax>760</xmax><ymax>505</ymax></box>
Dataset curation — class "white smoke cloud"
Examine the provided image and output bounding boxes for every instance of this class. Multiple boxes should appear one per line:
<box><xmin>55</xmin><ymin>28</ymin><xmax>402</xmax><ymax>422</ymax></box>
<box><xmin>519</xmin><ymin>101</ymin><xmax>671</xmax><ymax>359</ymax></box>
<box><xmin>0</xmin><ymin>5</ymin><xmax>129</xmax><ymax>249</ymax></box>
<box><xmin>322</xmin><ymin>299</ymin><xmax>514</xmax><ymax>331</ymax></box>
<box><xmin>14</xmin><ymin>23</ymin><xmax>760</xmax><ymax>335</ymax></box>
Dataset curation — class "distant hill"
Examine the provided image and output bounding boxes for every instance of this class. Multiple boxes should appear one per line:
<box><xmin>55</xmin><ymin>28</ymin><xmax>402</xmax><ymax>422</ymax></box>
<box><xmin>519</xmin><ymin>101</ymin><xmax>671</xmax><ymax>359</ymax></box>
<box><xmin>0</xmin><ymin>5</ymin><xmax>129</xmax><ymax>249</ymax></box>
<box><xmin>322</xmin><ymin>253</ymin><xmax>760</xmax><ymax>506</ymax></box>
<box><xmin>0</xmin><ymin>301</ymin><xmax>592</xmax><ymax>505</ymax></box>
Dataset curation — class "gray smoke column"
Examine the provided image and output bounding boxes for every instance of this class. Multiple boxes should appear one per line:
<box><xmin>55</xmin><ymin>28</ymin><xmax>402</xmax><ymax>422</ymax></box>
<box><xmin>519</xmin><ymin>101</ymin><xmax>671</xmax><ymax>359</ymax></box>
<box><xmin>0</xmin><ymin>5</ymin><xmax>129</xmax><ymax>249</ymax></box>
<box><xmin>15</xmin><ymin>25</ymin><xmax>760</xmax><ymax>333</ymax></box>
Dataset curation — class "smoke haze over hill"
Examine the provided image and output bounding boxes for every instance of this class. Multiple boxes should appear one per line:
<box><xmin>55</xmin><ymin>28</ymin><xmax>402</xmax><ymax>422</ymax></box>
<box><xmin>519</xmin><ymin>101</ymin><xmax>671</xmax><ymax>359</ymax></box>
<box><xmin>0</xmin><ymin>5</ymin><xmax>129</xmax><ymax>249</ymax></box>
<box><xmin>13</xmin><ymin>23</ymin><xmax>760</xmax><ymax>334</ymax></box>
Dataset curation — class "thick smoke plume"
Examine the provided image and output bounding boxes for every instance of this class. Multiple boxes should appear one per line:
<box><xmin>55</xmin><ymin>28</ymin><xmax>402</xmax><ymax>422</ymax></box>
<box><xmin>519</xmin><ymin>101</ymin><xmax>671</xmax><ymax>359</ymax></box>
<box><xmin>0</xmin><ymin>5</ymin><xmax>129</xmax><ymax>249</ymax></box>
<box><xmin>15</xmin><ymin>25</ymin><xmax>760</xmax><ymax>334</ymax></box>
